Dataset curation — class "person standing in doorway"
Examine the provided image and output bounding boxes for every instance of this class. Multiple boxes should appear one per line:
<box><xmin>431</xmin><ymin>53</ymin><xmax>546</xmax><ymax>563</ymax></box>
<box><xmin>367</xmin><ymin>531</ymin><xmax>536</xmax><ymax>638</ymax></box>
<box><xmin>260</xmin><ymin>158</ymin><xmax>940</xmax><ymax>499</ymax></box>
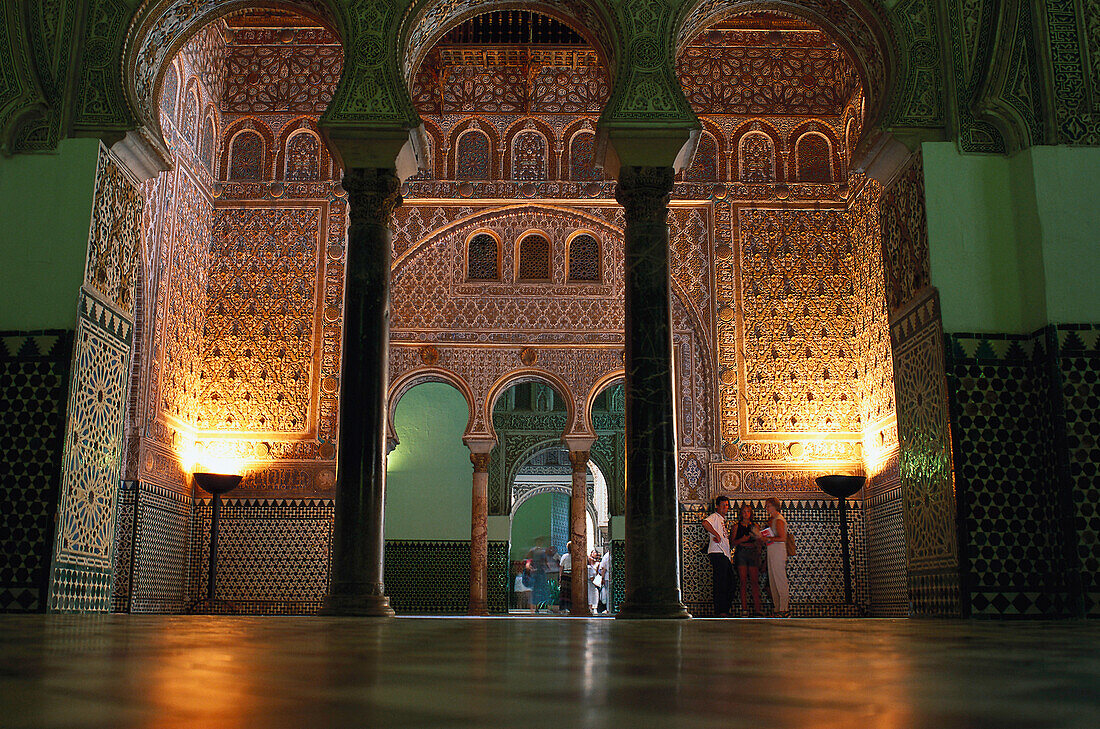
<box><xmin>558</xmin><ymin>541</ymin><xmax>573</xmax><ymax>613</ymax></box>
<box><xmin>703</xmin><ymin>496</ymin><xmax>733</xmax><ymax>617</ymax></box>
<box><xmin>587</xmin><ymin>549</ymin><xmax>600</xmax><ymax>612</ymax></box>
<box><xmin>527</xmin><ymin>540</ymin><xmax>549</xmax><ymax>611</ymax></box>
<box><xmin>514</xmin><ymin>561</ymin><xmax>534</xmax><ymax>612</ymax></box>
<box><xmin>597</xmin><ymin>547</ymin><xmax>611</xmax><ymax>613</ymax></box>
<box><xmin>762</xmin><ymin>497</ymin><xmax>790</xmax><ymax>617</ymax></box>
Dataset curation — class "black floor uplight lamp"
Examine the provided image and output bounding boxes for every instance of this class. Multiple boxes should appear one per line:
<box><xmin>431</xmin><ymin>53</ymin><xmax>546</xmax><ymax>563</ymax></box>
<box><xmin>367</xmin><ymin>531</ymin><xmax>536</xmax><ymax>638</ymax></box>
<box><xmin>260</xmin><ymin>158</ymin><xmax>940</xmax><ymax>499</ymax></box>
<box><xmin>815</xmin><ymin>474</ymin><xmax>865</xmax><ymax>606</ymax></box>
<box><xmin>192</xmin><ymin>471</ymin><xmax>243</xmax><ymax>612</ymax></box>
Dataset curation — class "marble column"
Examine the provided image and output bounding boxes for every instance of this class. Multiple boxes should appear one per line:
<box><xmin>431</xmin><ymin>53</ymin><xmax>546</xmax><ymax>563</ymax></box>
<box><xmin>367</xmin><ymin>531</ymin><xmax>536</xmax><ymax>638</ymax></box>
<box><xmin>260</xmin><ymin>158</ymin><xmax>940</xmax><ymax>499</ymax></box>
<box><xmin>468</xmin><ymin>450</ymin><xmax>492</xmax><ymax>616</ymax></box>
<box><xmin>615</xmin><ymin>166</ymin><xmax>690</xmax><ymax>619</ymax></box>
<box><xmin>324</xmin><ymin>168</ymin><xmax>400</xmax><ymax>616</ymax></box>
<box><xmin>567</xmin><ymin>448</ymin><xmax>592</xmax><ymax>616</ymax></box>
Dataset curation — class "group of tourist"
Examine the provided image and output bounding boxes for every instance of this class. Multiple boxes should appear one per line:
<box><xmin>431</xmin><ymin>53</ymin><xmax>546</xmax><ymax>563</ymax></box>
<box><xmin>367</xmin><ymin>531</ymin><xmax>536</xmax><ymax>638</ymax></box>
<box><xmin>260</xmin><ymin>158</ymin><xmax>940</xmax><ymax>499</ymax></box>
<box><xmin>704</xmin><ymin>496</ymin><xmax>791</xmax><ymax>617</ymax></box>
<box><xmin>515</xmin><ymin>542</ymin><xmax>612</xmax><ymax>614</ymax></box>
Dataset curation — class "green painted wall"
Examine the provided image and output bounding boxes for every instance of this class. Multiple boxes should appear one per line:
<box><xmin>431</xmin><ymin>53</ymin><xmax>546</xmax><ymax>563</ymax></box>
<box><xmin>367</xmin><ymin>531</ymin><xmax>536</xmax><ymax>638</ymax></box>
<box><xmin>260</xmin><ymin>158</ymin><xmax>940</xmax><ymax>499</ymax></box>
<box><xmin>922</xmin><ymin>141</ymin><xmax>1046</xmax><ymax>333</ymax></box>
<box><xmin>0</xmin><ymin>138</ymin><xmax>100</xmax><ymax>331</ymax></box>
<box><xmin>924</xmin><ymin>142</ymin><xmax>1100</xmax><ymax>334</ymax></box>
<box><xmin>509</xmin><ymin>493</ymin><xmax>552</xmax><ymax>561</ymax></box>
<box><xmin>385</xmin><ymin>382</ymin><xmax>472</xmax><ymax>540</ymax></box>
<box><xmin>1027</xmin><ymin>146</ymin><xmax>1100</xmax><ymax>324</ymax></box>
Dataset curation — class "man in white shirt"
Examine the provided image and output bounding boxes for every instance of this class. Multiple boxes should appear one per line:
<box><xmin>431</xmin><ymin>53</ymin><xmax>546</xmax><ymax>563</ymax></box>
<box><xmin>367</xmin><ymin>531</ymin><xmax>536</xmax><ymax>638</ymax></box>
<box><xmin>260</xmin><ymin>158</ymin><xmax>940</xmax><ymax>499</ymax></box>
<box><xmin>702</xmin><ymin>496</ymin><xmax>733</xmax><ymax>617</ymax></box>
<box><xmin>597</xmin><ymin>548</ymin><xmax>611</xmax><ymax>613</ymax></box>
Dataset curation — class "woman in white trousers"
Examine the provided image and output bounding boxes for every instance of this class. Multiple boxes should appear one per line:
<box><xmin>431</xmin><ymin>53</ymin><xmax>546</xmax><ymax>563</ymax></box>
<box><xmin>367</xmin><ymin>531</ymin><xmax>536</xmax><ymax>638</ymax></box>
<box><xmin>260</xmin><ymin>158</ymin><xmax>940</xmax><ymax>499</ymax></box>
<box><xmin>763</xmin><ymin>497</ymin><xmax>790</xmax><ymax>617</ymax></box>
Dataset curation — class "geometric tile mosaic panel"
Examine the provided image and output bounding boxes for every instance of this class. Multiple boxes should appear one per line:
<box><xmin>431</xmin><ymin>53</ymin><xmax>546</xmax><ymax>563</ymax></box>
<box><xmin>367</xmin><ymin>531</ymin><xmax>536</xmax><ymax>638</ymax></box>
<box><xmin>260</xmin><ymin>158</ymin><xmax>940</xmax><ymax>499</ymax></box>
<box><xmin>0</xmin><ymin>331</ymin><xmax>73</xmax><ymax>613</ymax></box>
<box><xmin>890</xmin><ymin>289</ymin><xmax>961</xmax><ymax>616</ymax></box>
<box><xmin>111</xmin><ymin>484</ymin><xmax>136</xmax><ymax>612</ymax></box>
<box><xmin>129</xmin><ymin>482</ymin><xmax>192</xmax><ymax>613</ymax></box>
<box><xmin>863</xmin><ymin>485</ymin><xmax>907</xmax><ymax>616</ymax></box>
<box><xmin>611</xmin><ymin>539</ymin><xmax>625</xmax><ymax>614</ymax></box>
<box><xmin>946</xmin><ymin>331</ymin><xmax>1073</xmax><ymax>618</ymax></box>
<box><xmin>385</xmin><ymin>540</ymin><xmax>509</xmax><ymax>615</ymax></box>
<box><xmin>49</xmin><ymin>308</ymin><xmax>133</xmax><ymax>612</ymax></box>
<box><xmin>1056</xmin><ymin>324</ymin><xmax>1100</xmax><ymax>617</ymax></box>
<box><xmin>680</xmin><ymin>500</ymin><xmax>867</xmax><ymax>617</ymax></box>
<box><xmin>189</xmin><ymin>498</ymin><xmax>333</xmax><ymax>614</ymax></box>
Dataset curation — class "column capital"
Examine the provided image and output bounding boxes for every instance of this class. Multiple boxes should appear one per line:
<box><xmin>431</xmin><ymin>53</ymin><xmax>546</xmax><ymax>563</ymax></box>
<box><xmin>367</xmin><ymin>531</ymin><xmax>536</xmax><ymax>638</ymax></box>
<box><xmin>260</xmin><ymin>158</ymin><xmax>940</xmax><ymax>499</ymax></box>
<box><xmin>470</xmin><ymin>451</ymin><xmax>492</xmax><ymax>474</ymax></box>
<box><xmin>615</xmin><ymin>166</ymin><xmax>675</xmax><ymax>226</ymax></box>
<box><xmin>343</xmin><ymin>167</ymin><xmax>402</xmax><ymax>224</ymax></box>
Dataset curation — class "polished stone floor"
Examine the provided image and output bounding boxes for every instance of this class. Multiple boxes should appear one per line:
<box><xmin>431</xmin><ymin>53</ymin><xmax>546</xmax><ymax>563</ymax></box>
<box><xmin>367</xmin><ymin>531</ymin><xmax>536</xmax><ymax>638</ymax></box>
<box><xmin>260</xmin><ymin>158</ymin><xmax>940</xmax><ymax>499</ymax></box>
<box><xmin>1</xmin><ymin>616</ymin><xmax>1097</xmax><ymax>728</ymax></box>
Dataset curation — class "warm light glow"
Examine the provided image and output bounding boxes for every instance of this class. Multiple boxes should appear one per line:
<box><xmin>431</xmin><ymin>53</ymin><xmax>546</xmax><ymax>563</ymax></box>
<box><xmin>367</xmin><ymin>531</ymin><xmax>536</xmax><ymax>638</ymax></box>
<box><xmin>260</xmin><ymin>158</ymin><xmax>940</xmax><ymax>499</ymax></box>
<box><xmin>180</xmin><ymin>440</ymin><xmax>247</xmax><ymax>476</ymax></box>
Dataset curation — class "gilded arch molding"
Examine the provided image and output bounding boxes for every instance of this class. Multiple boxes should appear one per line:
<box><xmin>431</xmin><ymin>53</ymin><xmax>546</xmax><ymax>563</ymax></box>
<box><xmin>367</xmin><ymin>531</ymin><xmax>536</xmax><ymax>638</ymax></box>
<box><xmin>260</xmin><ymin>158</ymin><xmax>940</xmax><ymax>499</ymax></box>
<box><xmin>398</xmin><ymin>0</ymin><xmax>623</xmax><ymax>84</ymax></box>
<box><xmin>672</xmin><ymin>0</ymin><xmax>898</xmax><ymax>138</ymax></box>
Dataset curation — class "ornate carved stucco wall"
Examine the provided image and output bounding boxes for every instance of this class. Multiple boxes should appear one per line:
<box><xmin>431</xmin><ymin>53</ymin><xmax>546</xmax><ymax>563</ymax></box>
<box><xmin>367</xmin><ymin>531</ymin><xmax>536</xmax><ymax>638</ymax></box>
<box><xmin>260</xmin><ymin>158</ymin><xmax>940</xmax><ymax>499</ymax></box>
<box><xmin>115</xmin><ymin>8</ymin><xmax>906</xmax><ymax>615</ymax></box>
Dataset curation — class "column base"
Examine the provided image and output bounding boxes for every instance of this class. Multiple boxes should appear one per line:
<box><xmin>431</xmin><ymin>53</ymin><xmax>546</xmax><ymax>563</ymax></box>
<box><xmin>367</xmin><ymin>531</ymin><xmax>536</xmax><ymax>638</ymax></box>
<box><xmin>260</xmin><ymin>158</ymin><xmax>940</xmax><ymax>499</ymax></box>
<box><xmin>468</xmin><ymin>602</ymin><xmax>488</xmax><ymax>617</ymax></box>
<box><xmin>321</xmin><ymin>594</ymin><xmax>396</xmax><ymax>617</ymax></box>
<box><xmin>615</xmin><ymin>600</ymin><xmax>692</xmax><ymax>620</ymax></box>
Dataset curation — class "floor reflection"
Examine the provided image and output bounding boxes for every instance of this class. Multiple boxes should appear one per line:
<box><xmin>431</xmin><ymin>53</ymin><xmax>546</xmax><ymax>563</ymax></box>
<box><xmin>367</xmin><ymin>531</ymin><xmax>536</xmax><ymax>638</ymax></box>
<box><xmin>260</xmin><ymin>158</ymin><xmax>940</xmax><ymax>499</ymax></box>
<box><xmin>1</xmin><ymin>617</ymin><xmax>1096</xmax><ymax>728</ymax></box>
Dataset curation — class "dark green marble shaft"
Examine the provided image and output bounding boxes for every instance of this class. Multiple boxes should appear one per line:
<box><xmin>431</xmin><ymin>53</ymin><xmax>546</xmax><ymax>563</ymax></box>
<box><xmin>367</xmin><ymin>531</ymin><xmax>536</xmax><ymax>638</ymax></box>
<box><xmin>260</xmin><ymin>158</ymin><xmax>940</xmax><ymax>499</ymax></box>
<box><xmin>325</xmin><ymin>167</ymin><xmax>399</xmax><ymax>616</ymax></box>
<box><xmin>615</xmin><ymin>166</ymin><xmax>690</xmax><ymax>619</ymax></box>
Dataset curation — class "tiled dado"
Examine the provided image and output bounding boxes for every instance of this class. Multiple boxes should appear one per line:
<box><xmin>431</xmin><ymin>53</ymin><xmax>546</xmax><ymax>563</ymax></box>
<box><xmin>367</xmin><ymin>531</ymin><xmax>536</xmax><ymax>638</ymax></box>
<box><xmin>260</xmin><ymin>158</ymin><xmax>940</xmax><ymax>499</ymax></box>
<box><xmin>112</xmin><ymin>481</ymin><xmax>192</xmax><ymax>613</ymax></box>
<box><xmin>385</xmin><ymin>540</ymin><xmax>509</xmax><ymax>615</ymax></box>
<box><xmin>183</xmin><ymin>499</ymin><xmax>509</xmax><ymax>615</ymax></box>
<box><xmin>946</xmin><ymin>331</ymin><xmax>1074</xmax><ymax>617</ymax></box>
<box><xmin>1053</xmin><ymin>325</ymin><xmax>1100</xmax><ymax>617</ymax></box>
<box><xmin>944</xmin><ymin>325</ymin><xmax>1100</xmax><ymax>618</ymax></box>
<box><xmin>188</xmin><ymin>498</ymin><xmax>334</xmax><ymax>615</ymax></box>
<box><xmin>0</xmin><ymin>331</ymin><xmax>74</xmax><ymax>612</ymax></box>
<box><xmin>680</xmin><ymin>500</ymin><xmax>868</xmax><ymax>617</ymax></box>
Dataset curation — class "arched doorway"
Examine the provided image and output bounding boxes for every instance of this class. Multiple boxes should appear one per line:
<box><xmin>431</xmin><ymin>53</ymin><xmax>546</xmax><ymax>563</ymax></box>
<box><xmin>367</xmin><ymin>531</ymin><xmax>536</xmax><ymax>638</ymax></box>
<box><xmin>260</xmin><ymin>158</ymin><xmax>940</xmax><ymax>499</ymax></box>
<box><xmin>508</xmin><ymin>445</ymin><xmax>610</xmax><ymax>613</ymax></box>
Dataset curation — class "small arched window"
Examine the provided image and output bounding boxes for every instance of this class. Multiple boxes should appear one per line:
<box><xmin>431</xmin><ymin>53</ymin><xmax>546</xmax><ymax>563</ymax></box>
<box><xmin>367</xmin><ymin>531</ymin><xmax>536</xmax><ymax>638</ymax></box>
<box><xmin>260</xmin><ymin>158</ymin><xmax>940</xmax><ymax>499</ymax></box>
<box><xmin>161</xmin><ymin>65</ymin><xmax>179</xmax><ymax>120</ymax></box>
<box><xmin>285</xmin><ymin>131</ymin><xmax>320</xmax><ymax>181</ymax></box>
<box><xmin>568</xmin><ymin>234</ymin><xmax>600</xmax><ymax>282</ymax></box>
<box><xmin>569</xmin><ymin>132</ymin><xmax>599</xmax><ymax>180</ymax></box>
<box><xmin>685</xmin><ymin>132</ymin><xmax>717</xmax><ymax>182</ymax></box>
<box><xmin>199</xmin><ymin>115</ymin><xmax>216</xmax><ymax>173</ymax></box>
<box><xmin>467</xmin><ymin>233</ymin><xmax>499</xmax><ymax>281</ymax></box>
<box><xmin>796</xmin><ymin>133</ymin><xmax>832</xmax><ymax>183</ymax></box>
<box><xmin>517</xmin><ymin>234</ymin><xmax>551</xmax><ymax>281</ymax></box>
<box><xmin>456</xmin><ymin>129</ymin><xmax>490</xmax><ymax>180</ymax></box>
<box><xmin>512</xmin><ymin>131</ymin><xmax>546</xmax><ymax>180</ymax></box>
<box><xmin>228</xmin><ymin>131</ymin><xmax>264</xmax><ymax>180</ymax></box>
<box><xmin>740</xmin><ymin>132</ymin><xmax>775</xmax><ymax>183</ymax></box>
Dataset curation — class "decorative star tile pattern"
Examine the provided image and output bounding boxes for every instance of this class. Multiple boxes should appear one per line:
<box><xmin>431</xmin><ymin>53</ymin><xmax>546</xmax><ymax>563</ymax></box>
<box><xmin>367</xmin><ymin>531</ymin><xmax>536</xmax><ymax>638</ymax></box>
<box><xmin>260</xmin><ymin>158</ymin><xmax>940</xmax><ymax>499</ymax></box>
<box><xmin>0</xmin><ymin>332</ymin><xmax>73</xmax><ymax>613</ymax></box>
<box><xmin>890</xmin><ymin>290</ymin><xmax>960</xmax><ymax>616</ymax></box>
<box><xmin>189</xmin><ymin>498</ymin><xmax>333</xmax><ymax>613</ymax></box>
<box><xmin>946</xmin><ymin>331</ymin><xmax>1074</xmax><ymax>617</ymax></box>
<box><xmin>1055</xmin><ymin>325</ymin><xmax>1100</xmax><ymax>616</ymax></box>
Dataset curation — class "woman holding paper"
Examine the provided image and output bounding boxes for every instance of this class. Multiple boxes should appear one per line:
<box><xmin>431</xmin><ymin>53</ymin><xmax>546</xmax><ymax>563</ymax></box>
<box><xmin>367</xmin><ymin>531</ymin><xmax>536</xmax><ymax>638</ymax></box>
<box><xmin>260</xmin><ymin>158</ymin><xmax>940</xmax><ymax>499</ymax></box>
<box><xmin>761</xmin><ymin>497</ymin><xmax>790</xmax><ymax>617</ymax></box>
